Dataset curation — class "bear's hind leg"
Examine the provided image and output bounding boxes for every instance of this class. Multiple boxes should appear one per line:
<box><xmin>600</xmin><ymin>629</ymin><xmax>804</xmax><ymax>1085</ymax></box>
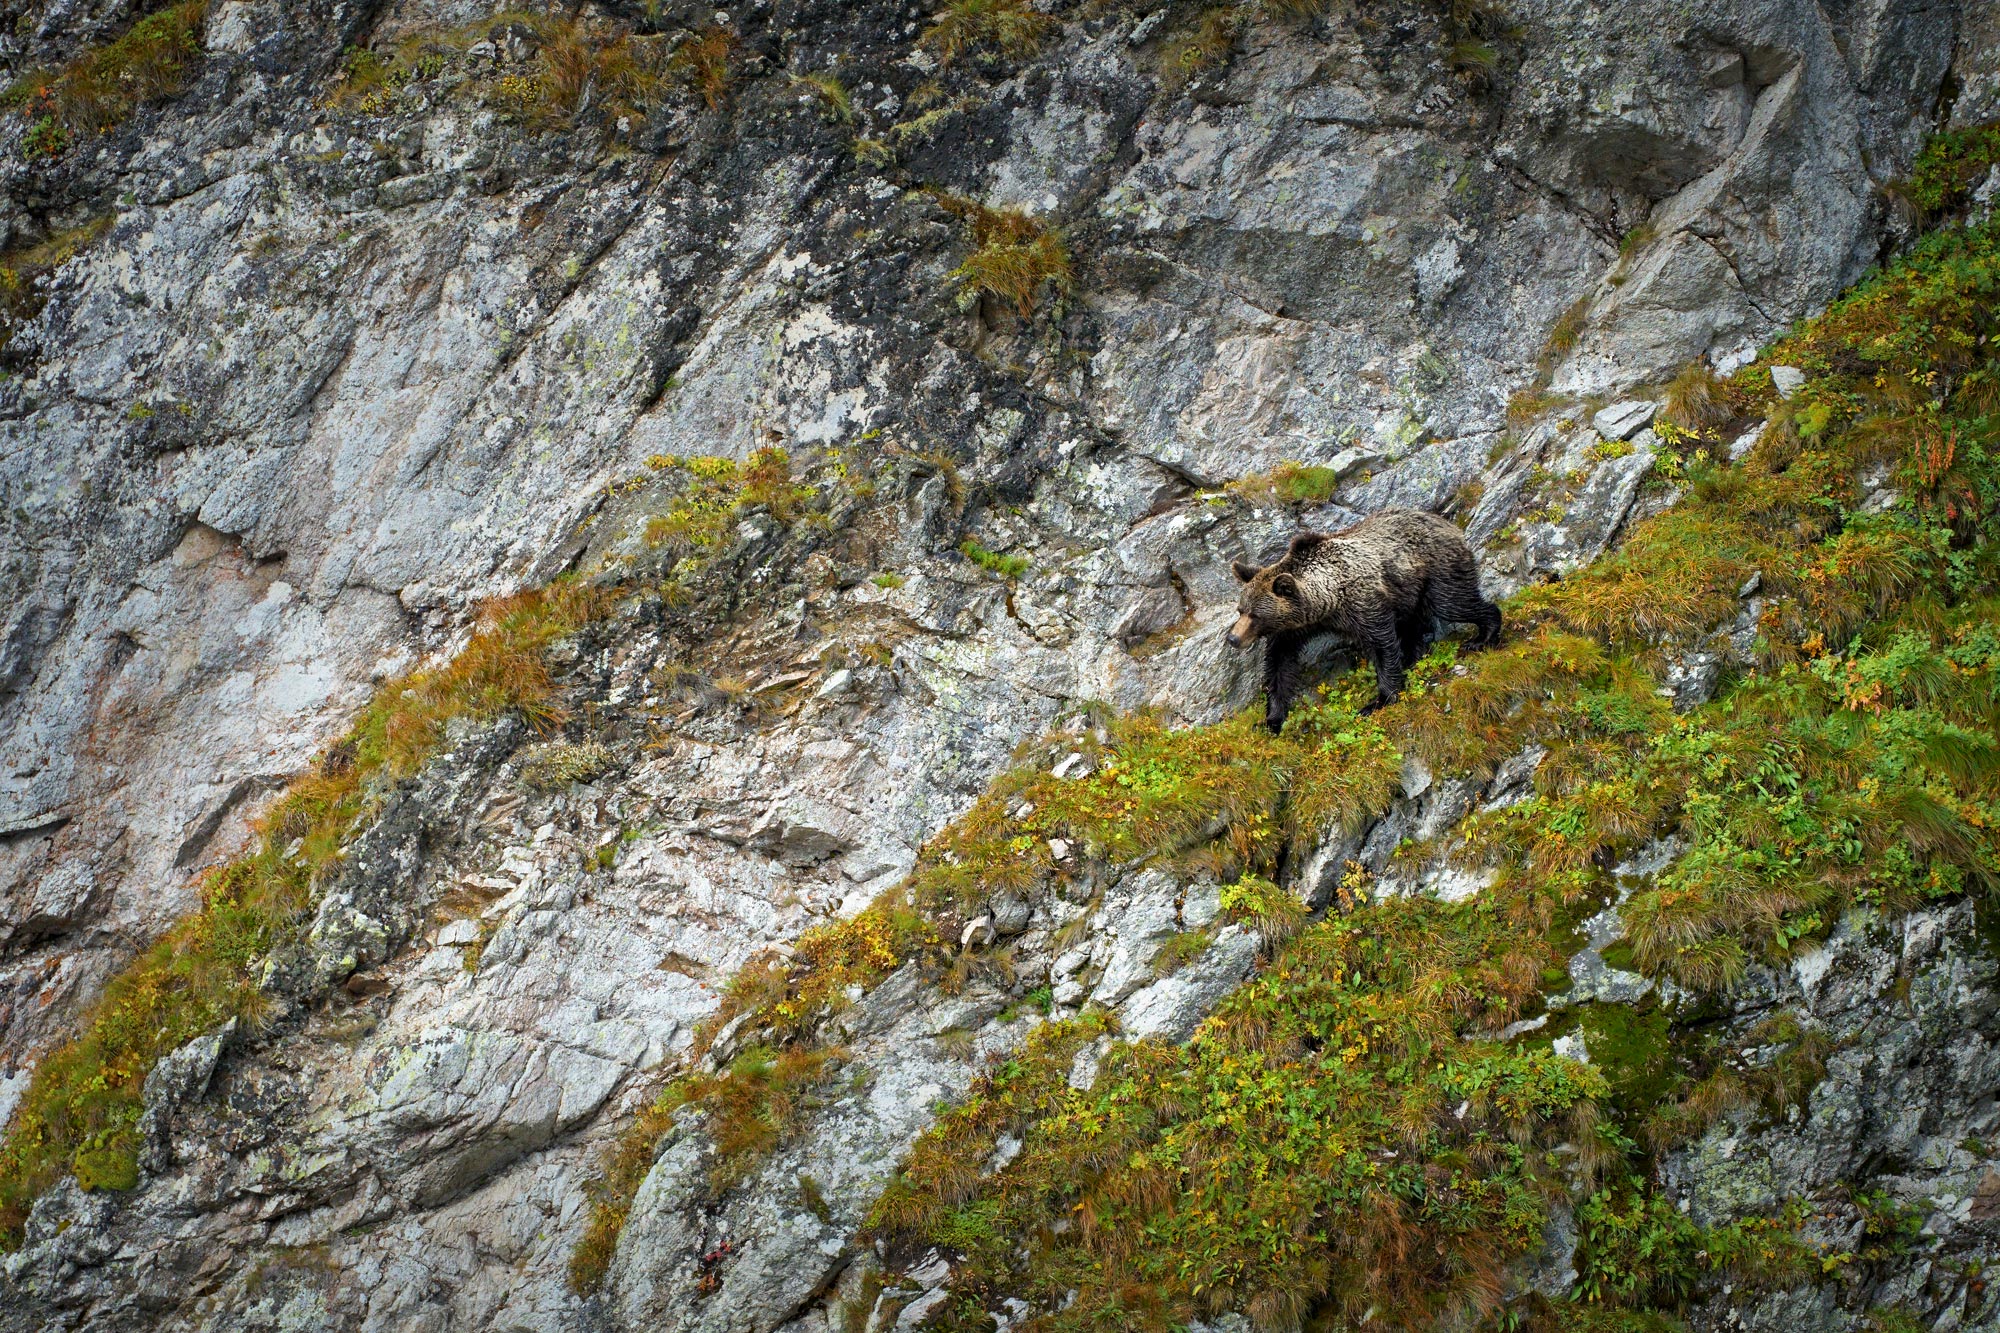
<box><xmin>1353</xmin><ymin>611</ymin><xmax>1406</xmax><ymax>713</ymax></box>
<box><xmin>1433</xmin><ymin>570</ymin><xmax>1503</xmax><ymax>649</ymax></box>
<box><xmin>1396</xmin><ymin>613</ymin><xmax>1428</xmax><ymax>669</ymax></box>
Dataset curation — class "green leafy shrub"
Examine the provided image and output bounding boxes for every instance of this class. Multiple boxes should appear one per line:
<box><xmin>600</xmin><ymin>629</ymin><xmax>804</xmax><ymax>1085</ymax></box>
<box><xmin>1573</xmin><ymin>1185</ymin><xmax>1809</xmax><ymax>1309</ymax></box>
<box><xmin>1899</xmin><ymin>122</ymin><xmax>2000</xmax><ymax>216</ymax></box>
<box><xmin>20</xmin><ymin>108</ymin><xmax>66</xmax><ymax>159</ymax></box>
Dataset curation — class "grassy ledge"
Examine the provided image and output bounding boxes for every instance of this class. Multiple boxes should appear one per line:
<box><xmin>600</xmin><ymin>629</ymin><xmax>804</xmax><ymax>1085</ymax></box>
<box><xmin>0</xmin><ymin>449</ymin><xmax>829</xmax><ymax>1248</ymax></box>
<box><xmin>877</xmin><ymin>214</ymin><xmax>2000</xmax><ymax>1333</ymax></box>
<box><xmin>870</xmin><ymin>900</ymin><xmax>1796</xmax><ymax>1333</ymax></box>
<box><xmin>566</xmin><ymin>700</ymin><xmax>1402</xmax><ymax>1293</ymax></box>
<box><xmin>4</xmin><ymin>0</ymin><xmax>210</xmax><ymax>159</ymax></box>
<box><xmin>0</xmin><ymin>581</ymin><xmax>609</xmax><ymax>1242</ymax></box>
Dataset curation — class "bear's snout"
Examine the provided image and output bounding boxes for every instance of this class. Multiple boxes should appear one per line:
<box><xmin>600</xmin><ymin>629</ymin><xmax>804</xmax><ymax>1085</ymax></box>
<box><xmin>1225</xmin><ymin>614</ymin><xmax>1257</xmax><ymax>648</ymax></box>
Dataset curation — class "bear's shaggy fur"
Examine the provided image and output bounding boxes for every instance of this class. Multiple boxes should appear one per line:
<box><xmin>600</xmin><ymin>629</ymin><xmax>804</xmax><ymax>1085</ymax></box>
<box><xmin>1226</xmin><ymin>508</ymin><xmax>1501</xmax><ymax>729</ymax></box>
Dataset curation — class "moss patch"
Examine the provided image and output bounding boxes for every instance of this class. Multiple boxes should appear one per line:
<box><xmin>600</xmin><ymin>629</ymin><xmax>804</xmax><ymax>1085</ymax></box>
<box><xmin>1577</xmin><ymin>1001</ymin><xmax>1686</xmax><ymax>1120</ymax></box>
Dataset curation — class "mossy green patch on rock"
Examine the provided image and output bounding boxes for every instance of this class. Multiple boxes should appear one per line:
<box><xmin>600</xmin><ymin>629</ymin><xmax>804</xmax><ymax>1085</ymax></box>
<box><xmin>1576</xmin><ymin>1002</ymin><xmax>1686</xmax><ymax>1120</ymax></box>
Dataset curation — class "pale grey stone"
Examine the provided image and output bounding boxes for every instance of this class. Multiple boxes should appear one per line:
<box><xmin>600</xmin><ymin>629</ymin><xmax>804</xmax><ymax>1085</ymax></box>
<box><xmin>1592</xmin><ymin>400</ymin><xmax>1658</xmax><ymax>441</ymax></box>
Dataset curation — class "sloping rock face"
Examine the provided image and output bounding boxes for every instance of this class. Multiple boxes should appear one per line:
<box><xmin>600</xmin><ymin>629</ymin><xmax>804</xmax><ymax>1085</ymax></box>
<box><xmin>0</xmin><ymin>1</ymin><xmax>1988</xmax><ymax>1330</ymax></box>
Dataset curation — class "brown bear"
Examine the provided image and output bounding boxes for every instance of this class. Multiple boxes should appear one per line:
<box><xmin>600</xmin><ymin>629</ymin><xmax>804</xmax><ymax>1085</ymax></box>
<box><xmin>1226</xmin><ymin>507</ymin><xmax>1501</xmax><ymax>730</ymax></box>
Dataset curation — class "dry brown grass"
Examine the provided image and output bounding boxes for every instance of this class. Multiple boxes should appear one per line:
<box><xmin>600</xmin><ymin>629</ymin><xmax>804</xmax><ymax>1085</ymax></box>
<box><xmin>5</xmin><ymin>0</ymin><xmax>209</xmax><ymax>150</ymax></box>
<box><xmin>351</xmin><ymin>581</ymin><xmax>610</xmax><ymax>776</ymax></box>
<box><xmin>669</xmin><ymin>24</ymin><xmax>737</xmax><ymax>110</ymax></box>
<box><xmin>1161</xmin><ymin>6</ymin><xmax>1245</xmax><ymax>89</ymax></box>
<box><xmin>1656</xmin><ymin>361</ymin><xmax>1735</xmax><ymax>441</ymax></box>
<box><xmin>933</xmin><ymin>193</ymin><xmax>1073</xmax><ymax>318</ymax></box>
<box><xmin>918</xmin><ymin>0</ymin><xmax>1055</xmax><ymax>66</ymax></box>
<box><xmin>327</xmin><ymin>13</ymin><xmax>671</xmax><ymax>132</ymax></box>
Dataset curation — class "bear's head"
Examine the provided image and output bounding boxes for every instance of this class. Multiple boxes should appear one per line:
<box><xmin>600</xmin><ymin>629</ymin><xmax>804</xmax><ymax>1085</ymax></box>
<box><xmin>1226</xmin><ymin>562</ymin><xmax>1304</xmax><ymax>646</ymax></box>
<box><xmin>1226</xmin><ymin>534</ymin><xmax>1326</xmax><ymax>647</ymax></box>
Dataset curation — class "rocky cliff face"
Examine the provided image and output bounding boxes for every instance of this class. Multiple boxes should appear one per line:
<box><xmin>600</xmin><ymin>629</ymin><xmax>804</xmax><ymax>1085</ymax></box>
<box><xmin>0</xmin><ymin>0</ymin><xmax>1995</xmax><ymax>1330</ymax></box>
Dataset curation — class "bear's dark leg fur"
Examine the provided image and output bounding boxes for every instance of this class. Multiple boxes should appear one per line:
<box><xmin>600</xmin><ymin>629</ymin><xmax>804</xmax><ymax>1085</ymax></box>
<box><xmin>1431</xmin><ymin>569</ymin><xmax>1504</xmax><ymax>648</ymax></box>
<box><xmin>1351</xmin><ymin>610</ymin><xmax>1405</xmax><ymax>712</ymax></box>
<box><xmin>1262</xmin><ymin>633</ymin><xmax>1305</xmax><ymax>732</ymax></box>
<box><xmin>1395</xmin><ymin>615</ymin><xmax>1427</xmax><ymax>669</ymax></box>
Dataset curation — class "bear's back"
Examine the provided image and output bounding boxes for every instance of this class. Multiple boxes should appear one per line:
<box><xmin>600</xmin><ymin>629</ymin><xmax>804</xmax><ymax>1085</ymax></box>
<box><xmin>1345</xmin><ymin>509</ymin><xmax>1468</xmax><ymax>572</ymax></box>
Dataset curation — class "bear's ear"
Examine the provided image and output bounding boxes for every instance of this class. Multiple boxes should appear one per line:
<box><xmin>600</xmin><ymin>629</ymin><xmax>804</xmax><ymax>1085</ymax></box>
<box><xmin>1232</xmin><ymin>560</ymin><xmax>1260</xmax><ymax>583</ymax></box>
<box><xmin>1271</xmin><ymin>572</ymin><xmax>1299</xmax><ymax>599</ymax></box>
<box><xmin>1287</xmin><ymin>531</ymin><xmax>1327</xmax><ymax>557</ymax></box>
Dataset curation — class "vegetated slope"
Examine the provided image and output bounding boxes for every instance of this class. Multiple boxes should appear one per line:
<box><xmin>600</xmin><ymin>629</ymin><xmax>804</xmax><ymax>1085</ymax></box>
<box><xmin>584</xmin><ymin>191</ymin><xmax>2000</xmax><ymax>1330</ymax></box>
<box><xmin>947</xmin><ymin>224</ymin><xmax>2000</xmax><ymax>1329</ymax></box>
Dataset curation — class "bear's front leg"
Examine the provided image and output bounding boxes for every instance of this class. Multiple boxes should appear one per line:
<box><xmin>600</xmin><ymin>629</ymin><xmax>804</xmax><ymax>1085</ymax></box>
<box><xmin>1262</xmin><ymin>635</ymin><xmax>1303</xmax><ymax>733</ymax></box>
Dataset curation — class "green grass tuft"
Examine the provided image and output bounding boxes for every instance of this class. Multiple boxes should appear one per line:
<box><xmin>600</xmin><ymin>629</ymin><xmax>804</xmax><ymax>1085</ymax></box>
<box><xmin>960</xmin><ymin>539</ymin><xmax>1030</xmax><ymax>580</ymax></box>
<box><xmin>1228</xmin><ymin>461</ymin><xmax>1344</xmax><ymax>506</ymax></box>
